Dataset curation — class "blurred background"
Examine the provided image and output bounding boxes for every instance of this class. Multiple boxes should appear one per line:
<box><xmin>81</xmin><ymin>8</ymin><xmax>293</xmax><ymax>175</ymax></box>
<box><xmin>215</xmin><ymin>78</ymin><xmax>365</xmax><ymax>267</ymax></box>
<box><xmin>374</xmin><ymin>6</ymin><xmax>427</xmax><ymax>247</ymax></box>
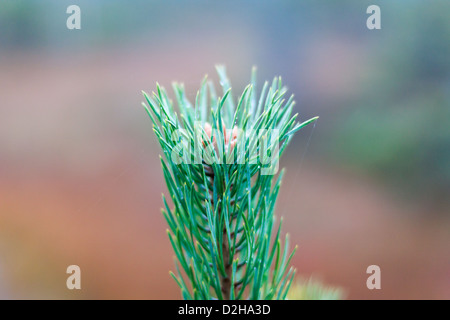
<box><xmin>0</xmin><ymin>0</ymin><xmax>449</xmax><ymax>299</ymax></box>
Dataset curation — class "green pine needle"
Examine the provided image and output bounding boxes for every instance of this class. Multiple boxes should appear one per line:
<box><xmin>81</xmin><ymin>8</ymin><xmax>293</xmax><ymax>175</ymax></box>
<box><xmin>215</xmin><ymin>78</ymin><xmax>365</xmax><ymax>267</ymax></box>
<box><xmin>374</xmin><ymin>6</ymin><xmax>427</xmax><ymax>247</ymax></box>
<box><xmin>142</xmin><ymin>66</ymin><xmax>318</xmax><ymax>300</ymax></box>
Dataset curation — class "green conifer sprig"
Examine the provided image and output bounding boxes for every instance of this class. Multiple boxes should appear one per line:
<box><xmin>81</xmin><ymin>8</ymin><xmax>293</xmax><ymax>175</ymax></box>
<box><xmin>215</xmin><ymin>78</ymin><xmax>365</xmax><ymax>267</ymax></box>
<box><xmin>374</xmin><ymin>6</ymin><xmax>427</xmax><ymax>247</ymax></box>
<box><xmin>142</xmin><ymin>66</ymin><xmax>318</xmax><ymax>300</ymax></box>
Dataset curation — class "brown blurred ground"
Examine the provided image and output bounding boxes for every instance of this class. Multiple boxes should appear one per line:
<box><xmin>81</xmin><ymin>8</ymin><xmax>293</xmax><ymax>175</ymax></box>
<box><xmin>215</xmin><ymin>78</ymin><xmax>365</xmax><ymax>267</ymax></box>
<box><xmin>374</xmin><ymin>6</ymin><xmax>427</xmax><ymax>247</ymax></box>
<box><xmin>0</xmin><ymin>48</ymin><xmax>449</xmax><ymax>299</ymax></box>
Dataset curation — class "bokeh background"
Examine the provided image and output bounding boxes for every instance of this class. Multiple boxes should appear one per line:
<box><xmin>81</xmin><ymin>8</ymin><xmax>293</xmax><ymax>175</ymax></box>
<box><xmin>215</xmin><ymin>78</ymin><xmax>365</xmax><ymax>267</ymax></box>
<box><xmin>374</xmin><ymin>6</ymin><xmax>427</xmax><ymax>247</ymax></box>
<box><xmin>1</xmin><ymin>0</ymin><xmax>449</xmax><ymax>299</ymax></box>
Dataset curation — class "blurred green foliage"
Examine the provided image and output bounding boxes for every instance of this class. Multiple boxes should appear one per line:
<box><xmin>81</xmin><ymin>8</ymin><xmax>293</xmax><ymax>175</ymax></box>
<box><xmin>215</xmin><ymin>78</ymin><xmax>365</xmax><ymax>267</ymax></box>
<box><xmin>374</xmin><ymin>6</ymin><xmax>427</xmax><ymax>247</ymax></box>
<box><xmin>330</xmin><ymin>3</ymin><xmax>450</xmax><ymax>207</ymax></box>
<box><xmin>287</xmin><ymin>278</ymin><xmax>344</xmax><ymax>300</ymax></box>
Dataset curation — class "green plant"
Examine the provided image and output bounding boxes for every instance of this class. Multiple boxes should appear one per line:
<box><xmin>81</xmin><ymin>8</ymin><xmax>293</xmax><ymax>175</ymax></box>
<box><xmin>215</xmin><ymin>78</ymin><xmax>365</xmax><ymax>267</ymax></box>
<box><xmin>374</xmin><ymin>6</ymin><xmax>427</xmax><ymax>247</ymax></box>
<box><xmin>142</xmin><ymin>66</ymin><xmax>318</xmax><ymax>300</ymax></box>
<box><xmin>287</xmin><ymin>278</ymin><xmax>344</xmax><ymax>300</ymax></box>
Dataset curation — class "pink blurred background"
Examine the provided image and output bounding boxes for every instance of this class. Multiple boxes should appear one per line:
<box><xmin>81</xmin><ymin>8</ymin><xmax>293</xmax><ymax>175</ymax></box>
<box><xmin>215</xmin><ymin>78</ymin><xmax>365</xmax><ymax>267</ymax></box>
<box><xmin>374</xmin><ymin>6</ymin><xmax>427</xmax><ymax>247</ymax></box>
<box><xmin>0</xmin><ymin>1</ymin><xmax>449</xmax><ymax>299</ymax></box>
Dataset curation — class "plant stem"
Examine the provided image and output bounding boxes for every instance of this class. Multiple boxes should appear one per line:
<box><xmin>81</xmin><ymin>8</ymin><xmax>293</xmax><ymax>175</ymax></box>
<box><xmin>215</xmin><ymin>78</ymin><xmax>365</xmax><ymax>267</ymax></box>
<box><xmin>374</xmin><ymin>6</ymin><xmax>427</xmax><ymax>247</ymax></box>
<box><xmin>221</xmin><ymin>225</ymin><xmax>232</xmax><ymax>299</ymax></box>
<box><xmin>207</xmin><ymin>163</ymin><xmax>233</xmax><ymax>299</ymax></box>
